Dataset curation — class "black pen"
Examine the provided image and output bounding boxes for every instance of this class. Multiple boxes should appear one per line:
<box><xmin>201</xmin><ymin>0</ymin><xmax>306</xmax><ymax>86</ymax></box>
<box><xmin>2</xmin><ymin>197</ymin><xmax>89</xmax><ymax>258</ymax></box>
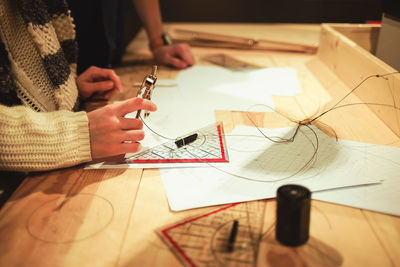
<box><xmin>227</xmin><ymin>220</ymin><xmax>239</xmax><ymax>252</ymax></box>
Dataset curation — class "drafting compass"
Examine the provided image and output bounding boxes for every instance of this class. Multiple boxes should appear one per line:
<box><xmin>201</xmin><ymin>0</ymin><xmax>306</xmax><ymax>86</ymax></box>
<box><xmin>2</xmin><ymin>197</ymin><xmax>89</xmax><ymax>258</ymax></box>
<box><xmin>136</xmin><ymin>65</ymin><xmax>158</xmax><ymax>119</ymax></box>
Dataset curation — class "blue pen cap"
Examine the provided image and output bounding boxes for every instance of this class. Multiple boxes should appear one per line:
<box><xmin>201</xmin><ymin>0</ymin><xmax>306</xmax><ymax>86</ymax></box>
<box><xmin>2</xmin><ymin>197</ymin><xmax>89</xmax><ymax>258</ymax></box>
<box><xmin>276</xmin><ymin>184</ymin><xmax>311</xmax><ymax>246</ymax></box>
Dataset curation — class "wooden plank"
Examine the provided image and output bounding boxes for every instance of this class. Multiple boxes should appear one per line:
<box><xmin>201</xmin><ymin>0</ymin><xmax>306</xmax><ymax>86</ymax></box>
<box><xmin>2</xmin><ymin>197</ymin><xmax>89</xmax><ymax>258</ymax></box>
<box><xmin>330</xmin><ymin>24</ymin><xmax>380</xmax><ymax>53</ymax></box>
<box><xmin>362</xmin><ymin>210</ymin><xmax>400</xmax><ymax>266</ymax></box>
<box><xmin>165</xmin><ymin>23</ymin><xmax>321</xmax><ymax>48</ymax></box>
<box><xmin>317</xmin><ymin>23</ymin><xmax>400</xmax><ymax>138</ymax></box>
<box><xmin>257</xmin><ymin>200</ymin><xmax>394</xmax><ymax>267</ymax></box>
<box><xmin>172</xmin><ymin>28</ymin><xmax>318</xmax><ymax>53</ymax></box>
<box><xmin>0</xmin><ymin>167</ymin><xmax>144</xmax><ymax>267</ymax></box>
<box><xmin>304</xmin><ymin>57</ymin><xmax>400</xmax><ymax>145</ymax></box>
<box><xmin>118</xmin><ymin>111</ymin><xmax>240</xmax><ymax>265</ymax></box>
<box><xmin>117</xmin><ymin>169</ymin><xmax>216</xmax><ymax>266</ymax></box>
<box><xmin>1</xmin><ymin>23</ymin><xmax>399</xmax><ymax>267</ymax></box>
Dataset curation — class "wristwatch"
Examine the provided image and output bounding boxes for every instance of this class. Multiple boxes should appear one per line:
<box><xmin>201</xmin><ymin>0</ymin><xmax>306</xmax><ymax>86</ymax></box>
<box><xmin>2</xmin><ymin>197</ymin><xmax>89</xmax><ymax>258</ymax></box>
<box><xmin>161</xmin><ymin>32</ymin><xmax>173</xmax><ymax>46</ymax></box>
<box><xmin>150</xmin><ymin>32</ymin><xmax>173</xmax><ymax>51</ymax></box>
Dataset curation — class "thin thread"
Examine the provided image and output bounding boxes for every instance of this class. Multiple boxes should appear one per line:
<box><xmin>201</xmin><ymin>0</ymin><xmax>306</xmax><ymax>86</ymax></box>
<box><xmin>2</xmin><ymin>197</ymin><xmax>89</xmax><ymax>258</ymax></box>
<box><xmin>138</xmin><ymin>71</ymin><xmax>400</xmax><ymax>183</ymax></box>
<box><xmin>181</xmin><ymin>125</ymin><xmax>318</xmax><ymax>183</ymax></box>
<box><xmin>310</xmin><ymin>72</ymin><xmax>400</xmax><ymax>123</ymax></box>
<box><xmin>143</xmin><ymin>71</ymin><xmax>399</xmax><ymax>266</ymax></box>
<box><xmin>140</xmin><ymin>115</ymin><xmax>175</xmax><ymax>140</ymax></box>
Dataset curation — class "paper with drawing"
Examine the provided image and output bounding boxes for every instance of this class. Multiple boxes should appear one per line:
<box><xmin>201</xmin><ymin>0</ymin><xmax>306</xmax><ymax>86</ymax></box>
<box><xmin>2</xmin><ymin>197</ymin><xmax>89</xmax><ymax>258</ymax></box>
<box><xmin>159</xmin><ymin>125</ymin><xmax>399</xmax><ymax>211</ymax></box>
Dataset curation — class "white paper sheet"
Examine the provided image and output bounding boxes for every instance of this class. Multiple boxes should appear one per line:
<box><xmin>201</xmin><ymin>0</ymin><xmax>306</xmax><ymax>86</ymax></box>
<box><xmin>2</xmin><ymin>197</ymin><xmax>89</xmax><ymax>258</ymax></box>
<box><xmin>159</xmin><ymin>125</ymin><xmax>399</xmax><ymax>211</ymax></box>
<box><xmin>313</xmin><ymin>152</ymin><xmax>400</xmax><ymax>216</ymax></box>
<box><xmin>141</xmin><ymin>66</ymin><xmax>301</xmax><ymax>140</ymax></box>
<box><xmin>86</xmin><ymin>66</ymin><xmax>302</xmax><ymax>169</ymax></box>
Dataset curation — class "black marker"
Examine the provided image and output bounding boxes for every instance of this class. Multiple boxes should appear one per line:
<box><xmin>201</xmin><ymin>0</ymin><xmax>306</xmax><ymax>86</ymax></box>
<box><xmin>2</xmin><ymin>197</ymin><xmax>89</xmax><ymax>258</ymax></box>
<box><xmin>175</xmin><ymin>133</ymin><xmax>198</xmax><ymax>148</ymax></box>
<box><xmin>227</xmin><ymin>220</ymin><xmax>239</xmax><ymax>252</ymax></box>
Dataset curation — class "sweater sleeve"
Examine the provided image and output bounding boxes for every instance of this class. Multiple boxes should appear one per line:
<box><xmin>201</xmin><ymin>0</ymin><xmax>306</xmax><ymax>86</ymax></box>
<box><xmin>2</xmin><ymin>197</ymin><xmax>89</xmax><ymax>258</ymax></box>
<box><xmin>0</xmin><ymin>104</ymin><xmax>92</xmax><ymax>172</ymax></box>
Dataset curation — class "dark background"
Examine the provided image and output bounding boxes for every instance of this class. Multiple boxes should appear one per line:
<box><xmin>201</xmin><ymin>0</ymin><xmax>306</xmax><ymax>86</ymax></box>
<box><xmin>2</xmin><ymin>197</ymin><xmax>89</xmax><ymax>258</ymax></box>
<box><xmin>159</xmin><ymin>0</ymin><xmax>385</xmax><ymax>23</ymax></box>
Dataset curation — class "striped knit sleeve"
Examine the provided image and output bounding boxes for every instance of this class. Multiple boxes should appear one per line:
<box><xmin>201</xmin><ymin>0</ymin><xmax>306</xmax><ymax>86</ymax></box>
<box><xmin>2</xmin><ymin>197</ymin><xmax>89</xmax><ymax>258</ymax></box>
<box><xmin>0</xmin><ymin>104</ymin><xmax>92</xmax><ymax>171</ymax></box>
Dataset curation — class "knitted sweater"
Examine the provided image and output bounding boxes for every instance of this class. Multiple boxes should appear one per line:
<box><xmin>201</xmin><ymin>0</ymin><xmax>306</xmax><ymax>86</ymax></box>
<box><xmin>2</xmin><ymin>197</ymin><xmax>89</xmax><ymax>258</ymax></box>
<box><xmin>0</xmin><ymin>0</ymin><xmax>91</xmax><ymax>172</ymax></box>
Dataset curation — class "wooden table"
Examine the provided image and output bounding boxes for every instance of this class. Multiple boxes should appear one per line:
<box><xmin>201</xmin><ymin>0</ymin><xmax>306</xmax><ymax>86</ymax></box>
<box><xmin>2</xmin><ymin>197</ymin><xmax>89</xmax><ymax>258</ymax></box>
<box><xmin>0</xmin><ymin>23</ymin><xmax>399</xmax><ymax>267</ymax></box>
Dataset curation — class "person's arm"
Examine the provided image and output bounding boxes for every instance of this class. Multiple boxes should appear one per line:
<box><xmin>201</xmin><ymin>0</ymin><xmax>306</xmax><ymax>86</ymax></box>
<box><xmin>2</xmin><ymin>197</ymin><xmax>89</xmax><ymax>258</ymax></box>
<box><xmin>132</xmin><ymin>0</ymin><xmax>163</xmax><ymax>50</ymax></box>
<box><xmin>0</xmin><ymin>97</ymin><xmax>157</xmax><ymax>172</ymax></box>
<box><xmin>0</xmin><ymin>66</ymin><xmax>156</xmax><ymax>172</ymax></box>
<box><xmin>0</xmin><ymin>105</ymin><xmax>91</xmax><ymax>172</ymax></box>
<box><xmin>132</xmin><ymin>0</ymin><xmax>195</xmax><ymax>69</ymax></box>
<box><xmin>0</xmin><ymin>98</ymin><xmax>157</xmax><ymax>172</ymax></box>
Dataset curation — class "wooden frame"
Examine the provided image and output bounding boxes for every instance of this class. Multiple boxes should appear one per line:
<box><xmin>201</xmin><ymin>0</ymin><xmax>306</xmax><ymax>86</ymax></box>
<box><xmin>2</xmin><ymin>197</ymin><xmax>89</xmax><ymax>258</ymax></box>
<box><xmin>171</xmin><ymin>28</ymin><xmax>318</xmax><ymax>53</ymax></box>
<box><xmin>317</xmin><ymin>23</ymin><xmax>400</xmax><ymax>137</ymax></box>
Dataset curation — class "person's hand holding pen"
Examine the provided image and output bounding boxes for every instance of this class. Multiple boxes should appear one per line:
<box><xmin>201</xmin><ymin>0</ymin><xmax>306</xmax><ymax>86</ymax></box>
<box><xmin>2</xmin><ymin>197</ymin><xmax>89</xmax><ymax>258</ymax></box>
<box><xmin>87</xmin><ymin>97</ymin><xmax>157</xmax><ymax>159</ymax></box>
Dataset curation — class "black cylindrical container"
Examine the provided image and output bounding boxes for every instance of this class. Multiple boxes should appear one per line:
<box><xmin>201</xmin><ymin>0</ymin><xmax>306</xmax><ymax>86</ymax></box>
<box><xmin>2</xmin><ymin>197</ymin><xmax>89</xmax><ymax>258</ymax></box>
<box><xmin>276</xmin><ymin>184</ymin><xmax>311</xmax><ymax>246</ymax></box>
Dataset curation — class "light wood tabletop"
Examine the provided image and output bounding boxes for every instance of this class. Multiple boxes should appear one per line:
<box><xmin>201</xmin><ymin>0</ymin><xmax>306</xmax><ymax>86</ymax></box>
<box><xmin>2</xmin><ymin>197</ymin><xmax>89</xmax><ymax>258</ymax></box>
<box><xmin>0</xmin><ymin>23</ymin><xmax>399</xmax><ymax>267</ymax></box>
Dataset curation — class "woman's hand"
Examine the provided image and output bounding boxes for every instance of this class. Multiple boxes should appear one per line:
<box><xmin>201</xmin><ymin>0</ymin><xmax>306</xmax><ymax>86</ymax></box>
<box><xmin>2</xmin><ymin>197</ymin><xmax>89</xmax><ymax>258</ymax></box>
<box><xmin>77</xmin><ymin>66</ymin><xmax>122</xmax><ymax>100</ymax></box>
<box><xmin>87</xmin><ymin>97</ymin><xmax>157</xmax><ymax>159</ymax></box>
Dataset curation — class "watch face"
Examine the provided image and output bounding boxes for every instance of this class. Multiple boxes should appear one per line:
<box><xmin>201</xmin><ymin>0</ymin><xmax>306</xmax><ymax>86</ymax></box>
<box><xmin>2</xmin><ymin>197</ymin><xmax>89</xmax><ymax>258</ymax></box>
<box><xmin>162</xmin><ymin>33</ymin><xmax>173</xmax><ymax>46</ymax></box>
